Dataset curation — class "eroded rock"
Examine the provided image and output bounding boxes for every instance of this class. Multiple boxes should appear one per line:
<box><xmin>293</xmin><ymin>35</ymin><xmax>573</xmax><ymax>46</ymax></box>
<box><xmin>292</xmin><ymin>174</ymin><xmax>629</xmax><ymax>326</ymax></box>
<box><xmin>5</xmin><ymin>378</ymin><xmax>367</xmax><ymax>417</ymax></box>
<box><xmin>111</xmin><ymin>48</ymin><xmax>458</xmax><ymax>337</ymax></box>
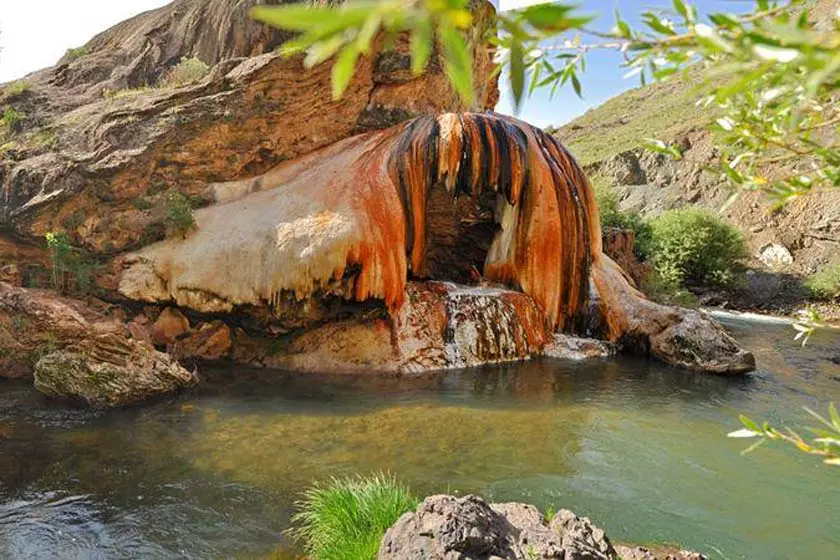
<box><xmin>378</xmin><ymin>494</ymin><xmax>616</xmax><ymax>560</ymax></box>
<box><xmin>151</xmin><ymin>307</ymin><xmax>191</xmax><ymax>347</ymax></box>
<box><xmin>34</xmin><ymin>337</ymin><xmax>196</xmax><ymax>407</ymax></box>
<box><xmin>0</xmin><ymin>282</ymin><xmax>194</xmax><ymax>405</ymax></box>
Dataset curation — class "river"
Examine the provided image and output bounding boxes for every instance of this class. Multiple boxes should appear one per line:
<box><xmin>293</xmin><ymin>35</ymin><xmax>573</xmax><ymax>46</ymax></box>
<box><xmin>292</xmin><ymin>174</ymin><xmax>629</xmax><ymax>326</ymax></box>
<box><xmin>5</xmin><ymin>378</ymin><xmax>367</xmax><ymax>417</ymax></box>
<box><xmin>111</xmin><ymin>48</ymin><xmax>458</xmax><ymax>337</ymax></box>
<box><xmin>1</xmin><ymin>318</ymin><xmax>838</xmax><ymax>559</ymax></box>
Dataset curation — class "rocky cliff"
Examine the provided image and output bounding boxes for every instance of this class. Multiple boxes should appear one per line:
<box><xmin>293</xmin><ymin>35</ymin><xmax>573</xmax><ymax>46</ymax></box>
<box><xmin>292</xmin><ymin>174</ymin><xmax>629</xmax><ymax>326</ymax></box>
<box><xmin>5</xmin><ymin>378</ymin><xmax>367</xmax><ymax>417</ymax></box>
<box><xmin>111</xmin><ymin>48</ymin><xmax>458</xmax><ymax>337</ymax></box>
<box><xmin>0</xmin><ymin>0</ymin><xmax>754</xmax><ymax>403</ymax></box>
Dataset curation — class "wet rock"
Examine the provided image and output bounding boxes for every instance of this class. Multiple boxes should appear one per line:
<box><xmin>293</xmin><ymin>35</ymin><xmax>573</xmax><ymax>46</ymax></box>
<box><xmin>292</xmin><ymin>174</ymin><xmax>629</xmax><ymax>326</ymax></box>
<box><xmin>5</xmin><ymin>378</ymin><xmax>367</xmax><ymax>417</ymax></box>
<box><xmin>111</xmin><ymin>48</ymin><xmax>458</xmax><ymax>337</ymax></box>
<box><xmin>378</xmin><ymin>494</ymin><xmax>616</xmax><ymax>559</ymax></box>
<box><xmin>174</xmin><ymin>320</ymin><xmax>232</xmax><ymax>361</ymax></box>
<box><xmin>649</xmin><ymin>310</ymin><xmax>756</xmax><ymax>374</ymax></box>
<box><xmin>34</xmin><ymin>336</ymin><xmax>196</xmax><ymax>407</ymax></box>
<box><xmin>543</xmin><ymin>334</ymin><xmax>612</xmax><ymax>360</ymax></box>
<box><xmin>151</xmin><ymin>307</ymin><xmax>191</xmax><ymax>347</ymax></box>
<box><xmin>260</xmin><ymin>281</ymin><xmax>550</xmax><ymax>374</ymax></box>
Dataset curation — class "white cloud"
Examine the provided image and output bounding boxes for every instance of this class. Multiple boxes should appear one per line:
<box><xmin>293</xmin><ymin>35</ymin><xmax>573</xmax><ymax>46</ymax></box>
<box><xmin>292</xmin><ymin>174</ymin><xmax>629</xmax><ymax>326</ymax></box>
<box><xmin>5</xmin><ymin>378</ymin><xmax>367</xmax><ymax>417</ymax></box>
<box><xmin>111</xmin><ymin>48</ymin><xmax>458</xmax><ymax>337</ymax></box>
<box><xmin>0</xmin><ymin>0</ymin><xmax>170</xmax><ymax>83</ymax></box>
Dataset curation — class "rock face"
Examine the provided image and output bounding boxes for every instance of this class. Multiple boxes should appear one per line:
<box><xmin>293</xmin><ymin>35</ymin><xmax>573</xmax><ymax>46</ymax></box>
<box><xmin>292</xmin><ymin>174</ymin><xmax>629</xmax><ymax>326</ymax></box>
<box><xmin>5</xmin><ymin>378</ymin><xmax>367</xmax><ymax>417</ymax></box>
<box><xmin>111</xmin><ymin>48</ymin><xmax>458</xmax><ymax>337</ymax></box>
<box><xmin>379</xmin><ymin>495</ymin><xmax>707</xmax><ymax>560</ymax></box>
<box><xmin>0</xmin><ymin>0</ymin><xmax>754</xmax><ymax>380</ymax></box>
<box><xmin>0</xmin><ymin>282</ymin><xmax>195</xmax><ymax>404</ymax></box>
<box><xmin>1</xmin><ymin>0</ymin><xmax>498</xmax><ymax>257</ymax></box>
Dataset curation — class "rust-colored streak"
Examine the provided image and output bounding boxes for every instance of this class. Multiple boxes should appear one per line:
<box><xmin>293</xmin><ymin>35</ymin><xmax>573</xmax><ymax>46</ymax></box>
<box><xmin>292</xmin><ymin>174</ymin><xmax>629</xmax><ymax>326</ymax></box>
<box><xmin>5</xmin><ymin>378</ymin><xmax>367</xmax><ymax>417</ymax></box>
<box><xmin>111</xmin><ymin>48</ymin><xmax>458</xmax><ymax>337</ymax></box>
<box><xmin>386</xmin><ymin>112</ymin><xmax>599</xmax><ymax>332</ymax></box>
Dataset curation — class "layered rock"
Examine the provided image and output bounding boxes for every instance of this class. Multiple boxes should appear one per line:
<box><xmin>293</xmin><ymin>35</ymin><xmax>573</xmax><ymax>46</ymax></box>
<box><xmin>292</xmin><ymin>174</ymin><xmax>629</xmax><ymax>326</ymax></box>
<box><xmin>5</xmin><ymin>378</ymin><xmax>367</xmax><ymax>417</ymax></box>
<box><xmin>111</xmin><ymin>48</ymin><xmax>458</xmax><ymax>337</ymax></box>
<box><xmin>1</xmin><ymin>0</ymin><xmax>498</xmax><ymax>257</ymax></box>
<box><xmin>0</xmin><ymin>282</ymin><xmax>195</xmax><ymax>405</ymax></box>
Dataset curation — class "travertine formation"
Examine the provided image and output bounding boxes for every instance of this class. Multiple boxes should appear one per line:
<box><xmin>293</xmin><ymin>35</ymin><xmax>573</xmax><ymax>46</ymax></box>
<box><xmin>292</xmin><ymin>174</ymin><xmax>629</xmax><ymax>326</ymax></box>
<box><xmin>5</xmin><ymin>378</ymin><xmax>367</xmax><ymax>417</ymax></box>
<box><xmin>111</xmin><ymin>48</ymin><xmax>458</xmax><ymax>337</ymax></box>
<box><xmin>0</xmin><ymin>0</ymin><xmax>755</xmax><ymax>400</ymax></box>
<box><xmin>119</xmin><ymin>113</ymin><xmax>755</xmax><ymax>374</ymax></box>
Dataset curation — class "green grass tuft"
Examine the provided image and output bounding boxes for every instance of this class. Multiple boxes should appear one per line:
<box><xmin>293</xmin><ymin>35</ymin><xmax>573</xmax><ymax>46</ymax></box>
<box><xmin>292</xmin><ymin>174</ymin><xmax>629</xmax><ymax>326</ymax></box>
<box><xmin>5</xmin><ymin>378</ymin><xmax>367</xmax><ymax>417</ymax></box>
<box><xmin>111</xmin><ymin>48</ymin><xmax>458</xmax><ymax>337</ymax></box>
<box><xmin>3</xmin><ymin>80</ymin><xmax>31</xmax><ymax>99</ymax></box>
<box><xmin>158</xmin><ymin>56</ymin><xmax>210</xmax><ymax>89</ymax></box>
<box><xmin>290</xmin><ymin>473</ymin><xmax>418</xmax><ymax>560</ymax></box>
<box><xmin>806</xmin><ymin>262</ymin><xmax>840</xmax><ymax>300</ymax></box>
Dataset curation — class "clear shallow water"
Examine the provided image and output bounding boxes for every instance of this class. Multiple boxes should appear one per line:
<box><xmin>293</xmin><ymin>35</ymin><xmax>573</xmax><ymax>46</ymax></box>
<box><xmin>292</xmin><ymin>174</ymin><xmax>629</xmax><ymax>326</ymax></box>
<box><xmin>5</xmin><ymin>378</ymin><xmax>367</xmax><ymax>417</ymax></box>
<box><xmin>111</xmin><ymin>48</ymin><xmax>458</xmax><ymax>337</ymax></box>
<box><xmin>1</xmin><ymin>319</ymin><xmax>838</xmax><ymax>559</ymax></box>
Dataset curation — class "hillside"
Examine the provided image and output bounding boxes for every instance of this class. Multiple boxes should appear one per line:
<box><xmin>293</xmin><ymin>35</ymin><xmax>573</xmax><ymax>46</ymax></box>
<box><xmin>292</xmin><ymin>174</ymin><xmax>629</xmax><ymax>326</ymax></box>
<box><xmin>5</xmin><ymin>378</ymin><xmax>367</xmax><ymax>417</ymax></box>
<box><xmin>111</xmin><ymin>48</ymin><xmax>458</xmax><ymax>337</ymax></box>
<box><xmin>555</xmin><ymin>51</ymin><xmax>839</xmax><ymax>315</ymax></box>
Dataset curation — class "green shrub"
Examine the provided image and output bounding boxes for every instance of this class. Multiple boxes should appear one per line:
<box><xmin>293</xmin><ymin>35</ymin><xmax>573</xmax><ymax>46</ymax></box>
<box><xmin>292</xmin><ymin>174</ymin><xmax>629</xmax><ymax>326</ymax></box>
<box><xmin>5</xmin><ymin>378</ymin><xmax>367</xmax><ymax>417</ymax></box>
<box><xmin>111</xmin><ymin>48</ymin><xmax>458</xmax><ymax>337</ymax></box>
<box><xmin>593</xmin><ymin>176</ymin><xmax>653</xmax><ymax>260</ymax></box>
<box><xmin>65</xmin><ymin>46</ymin><xmax>88</xmax><ymax>61</ymax></box>
<box><xmin>1</xmin><ymin>107</ymin><xmax>24</xmax><ymax>132</ymax></box>
<box><xmin>290</xmin><ymin>474</ymin><xmax>418</xmax><ymax>560</ymax></box>
<box><xmin>158</xmin><ymin>56</ymin><xmax>210</xmax><ymax>88</ymax></box>
<box><xmin>45</xmin><ymin>232</ymin><xmax>100</xmax><ymax>295</ymax></box>
<box><xmin>806</xmin><ymin>262</ymin><xmax>840</xmax><ymax>300</ymax></box>
<box><xmin>640</xmin><ymin>269</ymin><xmax>699</xmax><ymax>308</ymax></box>
<box><xmin>646</xmin><ymin>208</ymin><xmax>747</xmax><ymax>287</ymax></box>
<box><xmin>3</xmin><ymin>80</ymin><xmax>30</xmax><ymax>98</ymax></box>
<box><xmin>162</xmin><ymin>191</ymin><xmax>196</xmax><ymax>237</ymax></box>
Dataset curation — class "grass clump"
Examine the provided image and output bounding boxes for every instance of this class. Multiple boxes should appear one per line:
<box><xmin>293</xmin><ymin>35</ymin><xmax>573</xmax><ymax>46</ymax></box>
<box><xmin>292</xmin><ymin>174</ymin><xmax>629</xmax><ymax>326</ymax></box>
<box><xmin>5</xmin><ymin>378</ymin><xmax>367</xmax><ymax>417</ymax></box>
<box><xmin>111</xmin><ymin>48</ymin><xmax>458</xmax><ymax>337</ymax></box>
<box><xmin>806</xmin><ymin>262</ymin><xmax>840</xmax><ymax>300</ymax></box>
<box><xmin>65</xmin><ymin>46</ymin><xmax>89</xmax><ymax>62</ymax></box>
<box><xmin>46</xmin><ymin>232</ymin><xmax>100</xmax><ymax>295</ymax></box>
<box><xmin>1</xmin><ymin>107</ymin><xmax>24</xmax><ymax>133</ymax></box>
<box><xmin>162</xmin><ymin>190</ymin><xmax>196</xmax><ymax>238</ymax></box>
<box><xmin>290</xmin><ymin>473</ymin><xmax>418</xmax><ymax>560</ymax></box>
<box><xmin>646</xmin><ymin>208</ymin><xmax>746</xmax><ymax>287</ymax></box>
<box><xmin>158</xmin><ymin>56</ymin><xmax>210</xmax><ymax>88</ymax></box>
<box><xmin>2</xmin><ymin>80</ymin><xmax>31</xmax><ymax>99</ymax></box>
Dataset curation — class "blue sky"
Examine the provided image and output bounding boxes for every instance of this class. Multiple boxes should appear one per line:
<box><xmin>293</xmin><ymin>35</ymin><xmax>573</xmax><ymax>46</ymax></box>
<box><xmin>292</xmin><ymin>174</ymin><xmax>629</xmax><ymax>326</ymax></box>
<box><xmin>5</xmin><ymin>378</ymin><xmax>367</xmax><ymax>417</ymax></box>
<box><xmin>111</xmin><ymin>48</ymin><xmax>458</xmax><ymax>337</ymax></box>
<box><xmin>1</xmin><ymin>0</ymin><xmax>752</xmax><ymax>127</ymax></box>
<box><xmin>496</xmin><ymin>0</ymin><xmax>754</xmax><ymax>127</ymax></box>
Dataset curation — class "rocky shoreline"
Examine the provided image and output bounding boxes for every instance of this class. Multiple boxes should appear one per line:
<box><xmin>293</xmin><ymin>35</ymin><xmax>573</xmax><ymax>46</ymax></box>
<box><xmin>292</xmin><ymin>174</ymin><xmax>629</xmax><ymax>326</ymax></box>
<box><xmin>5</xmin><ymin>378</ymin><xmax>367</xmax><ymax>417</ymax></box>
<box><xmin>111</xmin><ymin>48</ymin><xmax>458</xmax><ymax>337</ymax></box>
<box><xmin>378</xmin><ymin>494</ymin><xmax>706</xmax><ymax>560</ymax></box>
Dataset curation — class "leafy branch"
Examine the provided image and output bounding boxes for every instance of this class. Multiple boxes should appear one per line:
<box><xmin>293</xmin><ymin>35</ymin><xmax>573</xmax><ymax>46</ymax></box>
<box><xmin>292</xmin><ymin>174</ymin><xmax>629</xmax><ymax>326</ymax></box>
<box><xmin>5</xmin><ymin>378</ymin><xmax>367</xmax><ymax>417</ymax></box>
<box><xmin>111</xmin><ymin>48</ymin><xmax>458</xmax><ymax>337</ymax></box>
<box><xmin>729</xmin><ymin>403</ymin><xmax>840</xmax><ymax>467</ymax></box>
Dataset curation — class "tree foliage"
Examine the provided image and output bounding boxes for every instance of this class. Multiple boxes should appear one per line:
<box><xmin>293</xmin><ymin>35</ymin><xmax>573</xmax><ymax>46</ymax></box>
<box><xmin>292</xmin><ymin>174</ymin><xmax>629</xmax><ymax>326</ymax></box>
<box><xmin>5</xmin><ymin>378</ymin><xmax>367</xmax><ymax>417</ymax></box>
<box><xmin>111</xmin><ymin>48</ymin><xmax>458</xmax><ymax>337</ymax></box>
<box><xmin>252</xmin><ymin>0</ymin><xmax>840</xmax><ymax>206</ymax></box>
<box><xmin>730</xmin><ymin>403</ymin><xmax>840</xmax><ymax>467</ymax></box>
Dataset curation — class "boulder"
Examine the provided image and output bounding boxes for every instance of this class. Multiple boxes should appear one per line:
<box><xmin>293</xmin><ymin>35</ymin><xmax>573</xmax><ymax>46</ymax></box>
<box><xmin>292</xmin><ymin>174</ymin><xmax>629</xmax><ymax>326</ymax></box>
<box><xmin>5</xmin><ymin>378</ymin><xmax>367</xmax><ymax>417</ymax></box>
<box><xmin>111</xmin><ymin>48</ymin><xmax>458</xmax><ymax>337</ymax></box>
<box><xmin>758</xmin><ymin>243</ymin><xmax>794</xmax><ymax>269</ymax></box>
<box><xmin>151</xmin><ymin>307</ymin><xmax>191</xmax><ymax>347</ymax></box>
<box><xmin>173</xmin><ymin>320</ymin><xmax>233</xmax><ymax>361</ymax></box>
<box><xmin>378</xmin><ymin>494</ymin><xmax>616</xmax><ymax>559</ymax></box>
<box><xmin>0</xmin><ymin>282</ymin><xmax>195</xmax><ymax>405</ymax></box>
<box><xmin>544</xmin><ymin>334</ymin><xmax>613</xmax><ymax>360</ymax></box>
<box><xmin>34</xmin><ymin>337</ymin><xmax>197</xmax><ymax>407</ymax></box>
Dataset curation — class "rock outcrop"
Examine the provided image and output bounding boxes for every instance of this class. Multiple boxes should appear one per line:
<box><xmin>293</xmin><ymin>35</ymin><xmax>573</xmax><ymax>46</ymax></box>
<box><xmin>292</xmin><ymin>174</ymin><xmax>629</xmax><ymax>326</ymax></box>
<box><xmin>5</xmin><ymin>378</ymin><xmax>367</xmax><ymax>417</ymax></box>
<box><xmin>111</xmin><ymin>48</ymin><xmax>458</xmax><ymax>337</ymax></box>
<box><xmin>378</xmin><ymin>494</ymin><xmax>706</xmax><ymax>560</ymax></box>
<box><xmin>118</xmin><ymin>112</ymin><xmax>754</xmax><ymax>374</ymax></box>
<box><xmin>0</xmin><ymin>282</ymin><xmax>195</xmax><ymax>404</ymax></box>
<box><xmin>0</xmin><ymin>0</ymin><xmax>755</xmax><ymax>384</ymax></box>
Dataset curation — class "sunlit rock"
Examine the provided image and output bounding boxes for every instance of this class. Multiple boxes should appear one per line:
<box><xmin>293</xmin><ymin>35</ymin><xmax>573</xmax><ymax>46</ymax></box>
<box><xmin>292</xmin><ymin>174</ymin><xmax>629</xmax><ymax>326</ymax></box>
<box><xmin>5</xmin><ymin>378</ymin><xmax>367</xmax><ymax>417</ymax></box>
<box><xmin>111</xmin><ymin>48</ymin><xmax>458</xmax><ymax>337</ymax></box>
<box><xmin>119</xmin><ymin>113</ymin><xmax>754</xmax><ymax>374</ymax></box>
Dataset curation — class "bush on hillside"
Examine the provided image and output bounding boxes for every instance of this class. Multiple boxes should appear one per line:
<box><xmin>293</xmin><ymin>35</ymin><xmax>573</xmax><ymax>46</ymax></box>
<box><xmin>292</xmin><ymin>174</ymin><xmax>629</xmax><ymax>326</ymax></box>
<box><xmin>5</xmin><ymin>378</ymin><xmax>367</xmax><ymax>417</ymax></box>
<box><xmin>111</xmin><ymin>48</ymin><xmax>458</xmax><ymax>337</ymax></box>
<box><xmin>806</xmin><ymin>262</ymin><xmax>840</xmax><ymax>300</ymax></box>
<box><xmin>646</xmin><ymin>208</ymin><xmax>747</xmax><ymax>287</ymax></box>
<box><xmin>290</xmin><ymin>474</ymin><xmax>418</xmax><ymax>560</ymax></box>
<box><xmin>158</xmin><ymin>56</ymin><xmax>210</xmax><ymax>88</ymax></box>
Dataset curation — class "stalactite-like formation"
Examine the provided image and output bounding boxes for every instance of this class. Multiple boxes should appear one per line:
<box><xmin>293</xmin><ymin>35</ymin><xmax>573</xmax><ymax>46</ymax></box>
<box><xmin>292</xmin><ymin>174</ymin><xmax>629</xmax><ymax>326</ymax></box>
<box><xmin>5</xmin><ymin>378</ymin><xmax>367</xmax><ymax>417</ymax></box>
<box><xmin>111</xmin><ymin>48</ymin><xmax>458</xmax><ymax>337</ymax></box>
<box><xmin>386</xmin><ymin>113</ymin><xmax>600</xmax><ymax>331</ymax></box>
<box><xmin>122</xmin><ymin>112</ymin><xmax>605</xmax><ymax>334</ymax></box>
